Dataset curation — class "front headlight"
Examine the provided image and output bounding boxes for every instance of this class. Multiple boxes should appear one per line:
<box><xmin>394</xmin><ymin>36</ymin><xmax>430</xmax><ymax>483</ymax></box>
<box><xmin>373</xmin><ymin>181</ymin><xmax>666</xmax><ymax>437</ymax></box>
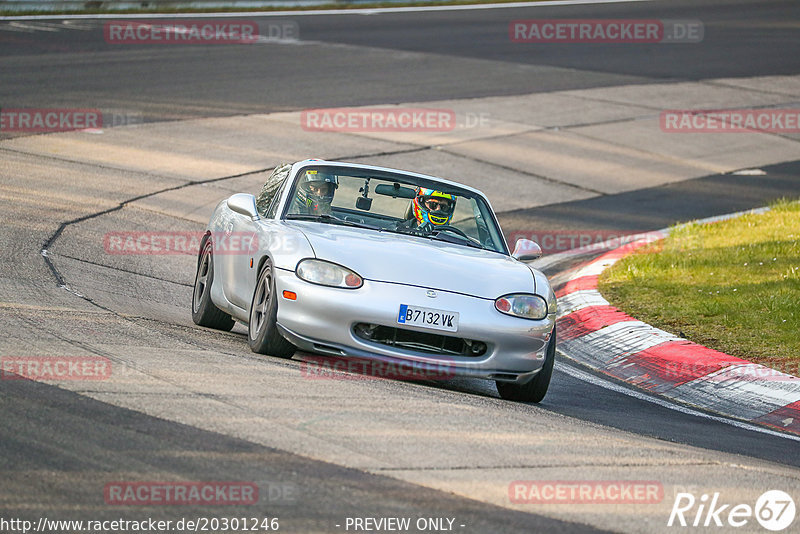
<box><xmin>296</xmin><ymin>259</ymin><xmax>363</xmax><ymax>289</ymax></box>
<box><xmin>495</xmin><ymin>294</ymin><xmax>548</xmax><ymax>320</ymax></box>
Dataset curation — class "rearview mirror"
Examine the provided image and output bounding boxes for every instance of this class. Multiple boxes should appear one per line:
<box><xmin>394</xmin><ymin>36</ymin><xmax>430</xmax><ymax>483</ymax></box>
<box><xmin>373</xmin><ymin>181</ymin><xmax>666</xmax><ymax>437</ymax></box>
<box><xmin>375</xmin><ymin>183</ymin><xmax>416</xmax><ymax>199</ymax></box>
<box><xmin>512</xmin><ymin>238</ymin><xmax>542</xmax><ymax>261</ymax></box>
<box><xmin>227</xmin><ymin>193</ymin><xmax>260</xmax><ymax>221</ymax></box>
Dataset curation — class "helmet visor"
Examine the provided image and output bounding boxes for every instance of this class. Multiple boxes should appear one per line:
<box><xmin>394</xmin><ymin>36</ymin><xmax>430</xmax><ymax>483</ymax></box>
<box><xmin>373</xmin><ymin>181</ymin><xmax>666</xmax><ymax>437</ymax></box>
<box><xmin>423</xmin><ymin>197</ymin><xmax>453</xmax><ymax>212</ymax></box>
<box><xmin>305</xmin><ymin>182</ymin><xmax>334</xmax><ymax>197</ymax></box>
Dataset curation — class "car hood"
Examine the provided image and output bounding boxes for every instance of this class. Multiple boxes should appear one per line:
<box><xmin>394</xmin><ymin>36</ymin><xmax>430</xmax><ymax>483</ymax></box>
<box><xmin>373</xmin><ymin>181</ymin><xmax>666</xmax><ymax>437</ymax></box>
<box><xmin>289</xmin><ymin>222</ymin><xmax>535</xmax><ymax>299</ymax></box>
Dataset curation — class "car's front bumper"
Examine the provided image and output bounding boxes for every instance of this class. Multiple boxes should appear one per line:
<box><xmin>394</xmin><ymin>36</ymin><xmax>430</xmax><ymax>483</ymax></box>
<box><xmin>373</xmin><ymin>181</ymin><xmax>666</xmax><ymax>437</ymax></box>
<box><xmin>274</xmin><ymin>268</ymin><xmax>555</xmax><ymax>383</ymax></box>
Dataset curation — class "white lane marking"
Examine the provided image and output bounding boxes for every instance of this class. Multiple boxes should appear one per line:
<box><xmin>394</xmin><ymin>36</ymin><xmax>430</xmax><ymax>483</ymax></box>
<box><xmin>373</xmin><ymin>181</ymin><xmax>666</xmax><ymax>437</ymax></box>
<box><xmin>560</xmin><ymin>321</ymin><xmax>662</xmax><ymax>369</ymax></box>
<box><xmin>24</xmin><ymin>21</ymin><xmax>74</xmax><ymax>29</ymax></box>
<box><xmin>1</xmin><ymin>0</ymin><xmax>654</xmax><ymax>20</ymax></box>
<box><xmin>568</xmin><ymin>320</ymin><xmax>681</xmax><ymax>355</ymax></box>
<box><xmin>51</xmin><ymin>20</ymin><xmax>95</xmax><ymax>30</ymax></box>
<box><xmin>555</xmin><ymin>358</ymin><xmax>800</xmax><ymax>442</ymax></box>
<box><xmin>557</xmin><ymin>289</ymin><xmax>609</xmax><ymax>315</ymax></box>
<box><xmin>732</xmin><ymin>168</ymin><xmax>766</xmax><ymax>176</ymax></box>
<box><xmin>0</xmin><ymin>23</ymin><xmax>32</xmax><ymax>32</ymax></box>
<box><xmin>0</xmin><ymin>20</ymin><xmax>95</xmax><ymax>32</ymax></box>
<box><xmin>669</xmin><ymin>365</ymin><xmax>800</xmax><ymax>421</ymax></box>
<box><xmin>8</xmin><ymin>21</ymin><xmax>61</xmax><ymax>32</ymax></box>
<box><xmin>573</xmin><ymin>256</ymin><xmax>620</xmax><ymax>278</ymax></box>
<box><xmin>713</xmin><ymin>363</ymin><xmax>800</xmax><ymax>383</ymax></box>
<box><xmin>61</xmin><ymin>20</ymin><xmax>97</xmax><ymax>28</ymax></box>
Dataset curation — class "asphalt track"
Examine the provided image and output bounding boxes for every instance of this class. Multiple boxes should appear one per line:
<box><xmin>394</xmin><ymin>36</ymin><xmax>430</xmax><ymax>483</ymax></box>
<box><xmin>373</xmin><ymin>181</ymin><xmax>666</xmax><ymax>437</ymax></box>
<box><xmin>0</xmin><ymin>377</ymin><xmax>601</xmax><ymax>533</ymax></box>
<box><xmin>2</xmin><ymin>0</ymin><xmax>800</xmax><ymax>532</ymax></box>
<box><xmin>498</xmin><ymin>159</ymin><xmax>800</xmax><ymax>233</ymax></box>
<box><xmin>2</xmin><ymin>0</ymin><xmax>799</xmax><ymax>125</ymax></box>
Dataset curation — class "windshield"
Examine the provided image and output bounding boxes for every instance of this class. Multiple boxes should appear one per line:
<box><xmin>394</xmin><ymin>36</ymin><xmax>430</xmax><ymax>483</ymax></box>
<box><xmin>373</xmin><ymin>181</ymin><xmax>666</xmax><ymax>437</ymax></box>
<box><xmin>283</xmin><ymin>165</ymin><xmax>508</xmax><ymax>254</ymax></box>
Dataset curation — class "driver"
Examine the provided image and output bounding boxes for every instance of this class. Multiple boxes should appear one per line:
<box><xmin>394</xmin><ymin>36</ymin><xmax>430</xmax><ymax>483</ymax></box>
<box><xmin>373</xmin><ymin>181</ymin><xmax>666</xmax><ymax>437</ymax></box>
<box><xmin>294</xmin><ymin>169</ymin><xmax>339</xmax><ymax>215</ymax></box>
<box><xmin>410</xmin><ymin>187</ymin><xmax>456</xmax><ymax>230</ymax></box>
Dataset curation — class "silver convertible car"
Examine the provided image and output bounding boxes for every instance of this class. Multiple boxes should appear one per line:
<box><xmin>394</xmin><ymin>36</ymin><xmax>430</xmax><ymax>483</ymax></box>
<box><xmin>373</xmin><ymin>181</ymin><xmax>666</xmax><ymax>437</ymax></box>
<box><xmin>192</xmin><ymin>160</ymin><xmax>557</xmax><ymax>402</ymax></box>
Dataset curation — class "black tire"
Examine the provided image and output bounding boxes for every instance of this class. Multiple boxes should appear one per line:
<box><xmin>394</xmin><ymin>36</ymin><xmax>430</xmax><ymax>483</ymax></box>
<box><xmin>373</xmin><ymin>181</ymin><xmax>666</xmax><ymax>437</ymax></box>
<box><xmin>192</xmin><ymin>236</ymin><xmax>236</xmax><ymax>331</ymax></box>
<box><xmin>248</xmin><ymin>259</ymin><xmax>296</xmax><ymax>358</ymax></box>
<box><xmin>496</xmin><ymin>328</ymin><xmax>556</xmax><ymax>403</ymax></box>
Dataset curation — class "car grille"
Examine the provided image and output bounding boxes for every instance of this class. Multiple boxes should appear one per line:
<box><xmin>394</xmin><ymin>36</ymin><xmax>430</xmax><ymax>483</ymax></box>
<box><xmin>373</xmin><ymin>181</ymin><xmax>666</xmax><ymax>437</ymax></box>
<box><xmin>353</xmin><ymin>323</ymin><xmax>487</xmax><ymax>357</ymax></box>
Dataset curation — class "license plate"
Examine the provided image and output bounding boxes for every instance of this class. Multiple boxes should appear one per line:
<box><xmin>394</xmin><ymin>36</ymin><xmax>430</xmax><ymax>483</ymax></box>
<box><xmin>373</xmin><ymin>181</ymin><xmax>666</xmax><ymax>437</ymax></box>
<box><xmin>397</xmin><ymin>304</ymin><xmax>459</xmax><ymax>332</ymax></box>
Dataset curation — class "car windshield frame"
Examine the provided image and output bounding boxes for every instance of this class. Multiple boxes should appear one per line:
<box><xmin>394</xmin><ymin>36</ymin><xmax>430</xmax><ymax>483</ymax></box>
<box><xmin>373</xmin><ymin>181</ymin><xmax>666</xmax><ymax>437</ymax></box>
<box><xmin>280</xmin><ymin>164</ymin><xmax>510</xmax><ymax>256</ymax></box>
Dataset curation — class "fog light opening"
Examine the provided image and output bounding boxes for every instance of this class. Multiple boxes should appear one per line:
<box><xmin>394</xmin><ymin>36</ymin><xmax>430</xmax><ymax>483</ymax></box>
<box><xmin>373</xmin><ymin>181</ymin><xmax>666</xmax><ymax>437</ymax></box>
<box><xmin>355</xmin><ymin>323</ymin><xmax>378</xmax><ymax>340</ymax></box>
<box><xmin>465</xmin><ymin>340</ymin><xmax>487</xmax><ymax>355</ymax></box>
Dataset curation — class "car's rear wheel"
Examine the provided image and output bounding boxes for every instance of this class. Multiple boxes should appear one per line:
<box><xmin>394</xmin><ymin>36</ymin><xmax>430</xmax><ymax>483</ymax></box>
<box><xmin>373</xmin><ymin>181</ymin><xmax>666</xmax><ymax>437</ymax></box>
<box><xmin>192</xmin><ymin>236</ymin><xmax>235</xmax><ymax>331</ymax></box>
<box><xmin>496</xmin><ymin>328</ymin><xmax>556</xmax><ymax>403</ymax></box>
<box><xmin>248</xmin><ymin>259</ymin><xmax>296</xmax><ymax>358</ymax></box>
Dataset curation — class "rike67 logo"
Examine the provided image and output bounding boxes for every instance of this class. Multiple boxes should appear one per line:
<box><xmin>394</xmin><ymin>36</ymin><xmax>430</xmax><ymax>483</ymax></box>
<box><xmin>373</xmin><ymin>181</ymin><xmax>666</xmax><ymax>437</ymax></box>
<box><xmin>668</xmin><ymin>490</ymin><xmax>795</xmax><ymax>531</ymax></box>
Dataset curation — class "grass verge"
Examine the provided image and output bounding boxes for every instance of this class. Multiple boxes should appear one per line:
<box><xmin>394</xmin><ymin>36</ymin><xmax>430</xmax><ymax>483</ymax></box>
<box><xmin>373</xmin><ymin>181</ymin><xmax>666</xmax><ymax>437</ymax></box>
<box><xmin>599</xmin><ymin>199</ymin><xmax>800</xmax><ymax>371</ymax></box>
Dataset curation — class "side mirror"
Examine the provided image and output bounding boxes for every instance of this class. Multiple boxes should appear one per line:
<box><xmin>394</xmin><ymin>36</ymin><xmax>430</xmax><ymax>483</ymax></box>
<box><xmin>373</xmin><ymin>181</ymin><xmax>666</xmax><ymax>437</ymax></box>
<box><xmin>227</xmin><ymin>193</ymin><xmax>260</xmax><ymax>221</ymax></box>
<box><xmin>512</xmin><ymin>238</ymin><xmax>542</xmax><ymax>261</ymax></box>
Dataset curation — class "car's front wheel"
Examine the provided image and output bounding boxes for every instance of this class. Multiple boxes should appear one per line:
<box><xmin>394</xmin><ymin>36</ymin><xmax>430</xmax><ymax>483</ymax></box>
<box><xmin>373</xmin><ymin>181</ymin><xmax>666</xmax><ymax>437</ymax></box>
<box><xmin>248</xmin><ymin>259</ymin><xmax>296</xmax><ymax>358</ymax></box>
<box><xmin>192</xmin><ymin>236</ymin><xmax>235</xmax><ymax>331</ymax></box>
<box><xmin>496</xmin><ymin>329</ymin><xmax>556</xmax><ymax>403</ymax></box>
